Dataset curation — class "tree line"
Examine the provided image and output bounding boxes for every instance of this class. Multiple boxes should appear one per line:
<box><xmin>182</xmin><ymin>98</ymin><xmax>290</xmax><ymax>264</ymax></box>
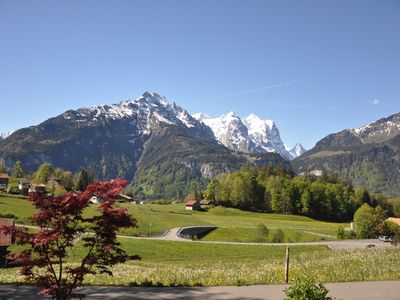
<box><xmin>203</xmin><ymin>165</ymin><xmax>395</xmax><ymax>222</ymax></box>
<box><xmin>0</xmin><ymin>161</ymin><xmax>94</xmax><ymax>195</ymax></box>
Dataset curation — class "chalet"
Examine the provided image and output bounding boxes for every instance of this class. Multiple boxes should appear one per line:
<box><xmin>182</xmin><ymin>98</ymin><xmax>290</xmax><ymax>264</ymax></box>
<box><xmin>18</xmin><ymin>180</ymin><xmax>32</xmax><ymax>190</ymax></box>
<box><xmin>29</xmin><ymin>183</ymin><xmax>47</xmax><ymax>193</ymax></box>
<box><xmin>185</xmin><ymin>199</ymin><xmax>201</xmax><ymax>210</ymax></box>
<box><xmin>0</xmin><ymin>173</ymin><xmax>9</xmax><ymax>191</ymax></box>
<box><xmin>0</xmin><ymin>219</ymin><xmax>14</xmax><ymax>268</ymax></box>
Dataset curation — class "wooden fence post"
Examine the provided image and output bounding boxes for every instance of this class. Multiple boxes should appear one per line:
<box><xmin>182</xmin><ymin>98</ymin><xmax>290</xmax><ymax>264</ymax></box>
<box><xmin>284</xmin><ymin>247</ymin><xmax>290</xmax><ymax>283</ymax></box>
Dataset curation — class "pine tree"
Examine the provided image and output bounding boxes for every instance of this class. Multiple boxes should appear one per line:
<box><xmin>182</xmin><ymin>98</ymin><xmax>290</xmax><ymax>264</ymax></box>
<box><xmin>74</xmin><ymin>169</ymin><xmax>92</xmax><ymax>191</ymax></box>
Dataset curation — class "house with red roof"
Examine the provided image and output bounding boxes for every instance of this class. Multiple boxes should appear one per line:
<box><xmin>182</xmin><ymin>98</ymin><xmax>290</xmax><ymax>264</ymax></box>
<box><xmin>185</xmin><ymin>199</ymin><xmax>201</xmax><ymax>210</ymax></box>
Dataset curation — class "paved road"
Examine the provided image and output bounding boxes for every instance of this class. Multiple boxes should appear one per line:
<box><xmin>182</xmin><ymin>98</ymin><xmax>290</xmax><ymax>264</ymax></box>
<box><xmin>17</xmin><ymin>224</ymin><xmax>393</xmax><ymax>249</ymax></box>
<box><xmin>1</xmin><ymin>281</ymin><xmax>399</xmax><ymax>299</ymax></box>
<box><xmin>117</xmin><ymin>226</ymin><xmax>393</xmax><ymax>250</ymax></box>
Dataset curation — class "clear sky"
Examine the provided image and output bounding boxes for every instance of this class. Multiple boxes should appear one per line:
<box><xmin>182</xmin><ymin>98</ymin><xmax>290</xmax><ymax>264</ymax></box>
<box><xmin>0</xmin><ymin>0</ymin><xmax>399</xmax><ymax>149</ymax></box>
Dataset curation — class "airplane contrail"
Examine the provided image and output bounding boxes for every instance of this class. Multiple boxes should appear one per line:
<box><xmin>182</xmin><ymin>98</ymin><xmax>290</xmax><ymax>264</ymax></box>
<box><xmin>192</xmin><ymin>79</ymin><xmax>304</xmax><ymax>103</ymax></box>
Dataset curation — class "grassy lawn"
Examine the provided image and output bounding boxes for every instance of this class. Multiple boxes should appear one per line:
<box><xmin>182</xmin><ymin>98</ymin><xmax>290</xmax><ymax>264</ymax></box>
<box><xmin>1</xmin><ymin>238</ymin><xmax>399</xmax><ymax>286</ymax></box>
<box><xmin>201</xmin><ymin>227</ymin><xmax>331</xmax><ymax>243</ymax></box>
<box><xmin>0</xmin><ymin>193</ymin><xmax>346</xmax><ymax>242</ymax></box>
<box><xmin>0</xmin><ymin>194</ymin><xmax>34</xmax><ymax>224</ymax></box>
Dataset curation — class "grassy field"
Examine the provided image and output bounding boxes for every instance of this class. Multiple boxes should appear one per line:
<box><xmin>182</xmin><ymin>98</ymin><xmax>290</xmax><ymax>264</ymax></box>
<box><xmin>0</xmin><ymin>193</ymin><xmax>345</xmax><ymax>242</ymax></box>
<box><xmin>0</xmin><ymin>238</ymin><xmax>399</xmax><ymax>286</ymax></box>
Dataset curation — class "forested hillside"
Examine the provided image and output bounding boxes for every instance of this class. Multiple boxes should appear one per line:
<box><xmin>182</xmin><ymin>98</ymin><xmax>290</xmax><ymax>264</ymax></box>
<box><xmin>204</xmin><ymin>166</ymin><xmax>392</xmax><ymax>221</ymax></box>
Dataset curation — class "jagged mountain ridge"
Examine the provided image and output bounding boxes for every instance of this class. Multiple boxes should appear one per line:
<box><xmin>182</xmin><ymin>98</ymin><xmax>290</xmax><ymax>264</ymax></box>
<box><xmin>293</xmin><ymin>112</ymin><xmax>400</xmax><ymax>197</ymax></box>
<box><xmin>194</xmin><ymin>112</ymin><xmax>305</xmax><ymax>160</ymax></box>
<box><xmin>0</xmin><ymin>92</ymin><xmax>288</xmax><ymax>199</ymax></box>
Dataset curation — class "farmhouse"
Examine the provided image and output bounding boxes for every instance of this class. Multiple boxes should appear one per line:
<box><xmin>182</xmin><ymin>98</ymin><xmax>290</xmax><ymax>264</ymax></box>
<box><xmin>29</xmin><ymin>183</ymin><xmax>47</xmax><ymax>193</ymax></box>
<box><xmin>0</xmin><ymin>173</ymin><xmax>9</xmax><ymax>191</ymax></box>
<box><xmin>185</xmin><ymin>199</ymin><xmax>201</xmax><ymax>210</ymax></box>
<box><xmin>0</xmin><ymin>219</ymin><xmax>14</xmax><ymax>268</ymax></box>
<box><xmin>18</xmin><ymin>180</ymin><xmax>32</xmax><ymax>190</ymax></box>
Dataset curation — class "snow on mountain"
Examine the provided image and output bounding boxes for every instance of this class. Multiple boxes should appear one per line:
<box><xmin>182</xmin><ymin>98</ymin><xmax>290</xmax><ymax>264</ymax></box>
<box><xmin>288</xmin><ymin>143</ymin><xmax>307</xmax><ymax>158</ymax></box>
<box><xmin>195</xmin><ymin>112</ymin><xmax>255</xmax><ymax>153</ymax></box>
<box><xmin>0</xmin><ymin>130</ymin><xmax>15</xmax><ymax>141</ymax></box>
<box><xmin>194</xmin><ymin>112</ymin><xmax>304</xmax><ymax>160</ymax></box>
<box><xmin>243</xmin><ymin>114</ymin><xmax>292</xmax><ymax>159</ymax></box>
<box><xmin>63</xmin><ymin>91</ymin><xmax>214</xmax><ymax>139</ymax></box>
<box><xmin>349</xmin><ymin>112</ymin><xmax>400</xmax><ymax>144</ymax></box>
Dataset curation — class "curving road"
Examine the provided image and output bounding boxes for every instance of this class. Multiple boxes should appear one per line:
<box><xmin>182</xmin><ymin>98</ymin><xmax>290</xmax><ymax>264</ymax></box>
<box><xmin>117</xmin><ymin>226</ymin><xmax>394</xmax><ymax>250</ymax></box>
<box><xmin>17</xmin><ymin>224</ymin><xmax>394</xmax><ymax>250</ymax></box>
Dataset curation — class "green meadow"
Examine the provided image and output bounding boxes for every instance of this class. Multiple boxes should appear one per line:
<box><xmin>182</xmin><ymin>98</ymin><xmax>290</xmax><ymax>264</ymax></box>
<box><xmin>0</xmin><ymin>193</ymin><xmax>346</xmax><ymax>242</ymax></box>
<box><xmin>1</xmin><ymin>239</ymin><xmax>399</xmax><ymax>286</ymax></box>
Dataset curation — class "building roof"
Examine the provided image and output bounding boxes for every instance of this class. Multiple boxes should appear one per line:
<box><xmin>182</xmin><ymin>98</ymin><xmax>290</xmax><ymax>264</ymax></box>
<box><xmin>0</xmin><ymin>219</ymin><xmax>14</xmax><ymax>247</ymax></box>
<box><xmin>200</xmin><ymin>199</ymin><xmax>210</xmax><ymax>205</ymax></box>
<box><xmin>32</xmin><ymin>183</ymin><xmax>46</xmax><ymax>188</ymax></box>
<box><xmin>0</xmin><ymin>173</ymin><xmax>9</xmax><ymax>179</ymax></box>
<box><xmin>117</xmin><ymin>194</ymin><xmax>133</xmax><ymax>201</ymax></box>
<box><xmin>186</xmin><ymin>200</ymin><xmax>198</xmax><ymax>206</ymax></box>
<box><xmin>387</xmin><ymin>217</ymin><xmax>400</xmax><ymax>226</ymax></box>
<box><xmin>19</xmin><ymin>180</ymin><xmax>32</xmax><ymax>184</ymax></box>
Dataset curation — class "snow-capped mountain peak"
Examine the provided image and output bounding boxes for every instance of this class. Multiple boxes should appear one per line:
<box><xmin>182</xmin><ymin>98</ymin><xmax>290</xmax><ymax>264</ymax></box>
<box><xmin>194</xmin><ymin>112</ymin><xmax>304</xmax><ymax>159</ymax></box>
<box><xmin>288</xmin><ymin>143</ymin><xmax>307</xmax><ymax>158</ymax></box>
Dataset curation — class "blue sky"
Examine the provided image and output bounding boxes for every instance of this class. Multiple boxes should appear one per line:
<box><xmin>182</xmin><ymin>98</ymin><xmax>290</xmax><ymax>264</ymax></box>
<box><xmin>0</xmin><ymin>0</ymin><xmax>399</xmax><ymax>149</ymax></box>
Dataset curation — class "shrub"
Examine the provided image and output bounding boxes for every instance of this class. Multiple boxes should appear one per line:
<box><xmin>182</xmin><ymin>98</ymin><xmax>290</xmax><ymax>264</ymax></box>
<box><xmin>6</xmin><ymin>185</ymin><xmax>20</xmax><ymax>195</ymax></box>
<box><xmin>353</xmin><ymin>204</ymin><xmax>386</xmax><ymax>238</ymax></box>
<box><xmin>392</xmin><ymin>229</ymin><xmax>400</xmax><ymax>246</ymax></box>
<box><xmin>285</xmin><ymin>275</ymin><xmax>332</xmax><ymax>300</ymax></box>
<box><xmin>272</xmin><ymin>229</ymin><xmax>285</xmax><ymax>243</ymax></box>
<box><xmin>375</xmin><ymin>221</ymin><xmax>399</xmax><ymax>237</ymax></box>
<box><xmin>336</xmin><ymin>226</ymin><xmax>345</xmax><ymax>239</ymax></box>
<box><xmin>255</xmin><ymin>224</ymin><xmax>269</xmax><ymax>242</ymax></box>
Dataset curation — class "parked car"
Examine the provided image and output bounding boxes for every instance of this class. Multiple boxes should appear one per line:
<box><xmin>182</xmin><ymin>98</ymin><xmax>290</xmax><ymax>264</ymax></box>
<box><xmin>378</xmin><ymin>235</ymin><xmax>392</xmax><ymax>242</ymax></box>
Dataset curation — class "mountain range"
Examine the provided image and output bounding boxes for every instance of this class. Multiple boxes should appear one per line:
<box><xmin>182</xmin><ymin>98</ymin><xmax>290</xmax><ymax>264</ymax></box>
<box><xmin>193</xmin><ymin>112</ymin><xmax>305</xmax><ymax>160</ymax></box>
<box><xmin>1</xmin><ymin>91</ymin><xmax>399</xmax><ymax>198</ymax></box>
<box><xmin>0</xmin><ymin>92</ymin><xmax>287</xmax><ymax>199</ymax></box>
<box><xmin>293</xmin><ymin>112</ymin><xmax>400</xmax><ymax>196</ymax></box>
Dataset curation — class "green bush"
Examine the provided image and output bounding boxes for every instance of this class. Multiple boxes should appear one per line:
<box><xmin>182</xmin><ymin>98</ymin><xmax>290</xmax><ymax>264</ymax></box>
<box><xmin>6</xmin><ymin>185</ymin><xmax>20</xmax><ymax>195</ymax></box>
<box><xmin>285</xmin><ymin>275</ymin><xmax>332</xmax><ymax>300</ymax></box>
<box><xmin>392</xmin><ymin>229</ymin><xmax>400</xmax><ymax>246</ymax></box>
<box><xmin>272</xmin><ymin>229</ymin><xmax>285</xmax><ymax>243</ymax></box>
<box><xmin>254</xmin><ymin>224</ymin><xmax>269</xmax><ymax>242</ymax></box>
<box><xmin>336</xmin><ymin>226</ymin><xmax>345</xmax><ymax>239</ymax></box>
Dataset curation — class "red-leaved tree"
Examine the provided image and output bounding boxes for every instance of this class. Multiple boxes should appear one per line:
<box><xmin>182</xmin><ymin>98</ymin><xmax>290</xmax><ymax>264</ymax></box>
<box><xmin>1</xmin><ymin>179</ymin><xmax>137</xmax><ymax>300</ymax></box>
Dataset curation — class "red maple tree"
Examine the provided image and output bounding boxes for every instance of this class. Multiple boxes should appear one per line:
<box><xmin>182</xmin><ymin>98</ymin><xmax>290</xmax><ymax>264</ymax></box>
<box><xmin>1</xmin><ymin>179</ymin><xmax>137</xmax><ymax>300</ymax></box>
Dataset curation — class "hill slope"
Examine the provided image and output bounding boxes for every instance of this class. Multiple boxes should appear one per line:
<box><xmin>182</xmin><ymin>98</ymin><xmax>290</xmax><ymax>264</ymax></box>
<box><xmin>293</xmin><ymin>112</ymin><xmax>400</xmax><ymax>196</ymax></box>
